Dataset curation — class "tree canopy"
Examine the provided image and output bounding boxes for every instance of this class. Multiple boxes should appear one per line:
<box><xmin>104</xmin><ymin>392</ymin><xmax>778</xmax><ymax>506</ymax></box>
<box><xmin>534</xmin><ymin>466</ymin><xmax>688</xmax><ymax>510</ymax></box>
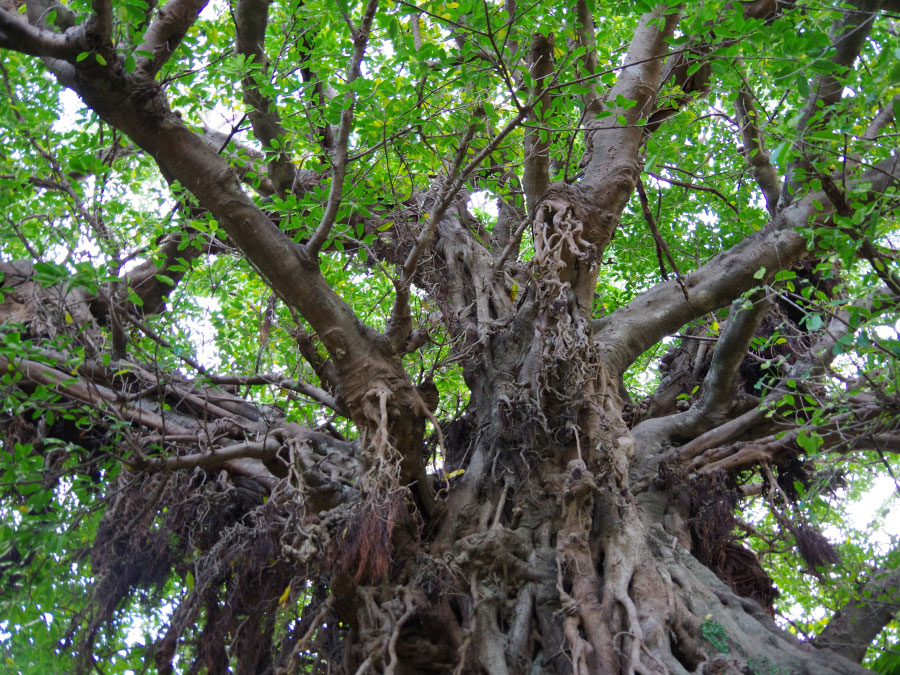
<box><xmin>2</xmin><ymin>0</ymin><xmax>900</xmax><ymax>672</ymax></box>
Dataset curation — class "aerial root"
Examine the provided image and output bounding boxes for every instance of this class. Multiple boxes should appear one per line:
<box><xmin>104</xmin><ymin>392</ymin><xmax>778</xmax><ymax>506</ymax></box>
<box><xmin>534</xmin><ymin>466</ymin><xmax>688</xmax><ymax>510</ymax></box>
<box><xmin>616</xmin><ymin>588</ymin><xmax>646</xmax><ymax>674</ymax></box>
<box><xmin>563</xmin><ymin>615</ymin><xmax>594</xmax><ymax>675</ymax></box>
<box><xmin>385</xmin><ymin>591</ymin><xmax>416</xmax><ymax>675</ymax></box>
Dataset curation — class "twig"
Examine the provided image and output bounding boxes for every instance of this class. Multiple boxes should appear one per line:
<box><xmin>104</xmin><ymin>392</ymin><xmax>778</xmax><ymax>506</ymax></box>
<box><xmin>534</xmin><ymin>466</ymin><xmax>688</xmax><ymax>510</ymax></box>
<box><xmin>635</xmin><ymin>177</ymin><xmax>689</xmax><ymax>301</ymax></box>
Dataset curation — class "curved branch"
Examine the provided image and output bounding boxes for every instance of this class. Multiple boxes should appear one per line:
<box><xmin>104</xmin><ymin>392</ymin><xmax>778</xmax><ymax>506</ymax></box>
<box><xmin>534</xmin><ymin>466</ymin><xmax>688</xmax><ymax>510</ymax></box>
<box><xmin>0</xmin><ymin>7</ymin><xmax>83</xmax><ymax>58</ymax></box>
<box><xmin>669</xmin><ymin>290</ymin><xmax>895</xmax><ymax>463</ymax></box>
<box><xmin>306</xmin><ymin>0</ymin><xmax>380</xmax><ymax>255</ymax></box>
<box><xmin>234</xmin><ymin>0</ymin><xmax>297</xmax><ymax>196</ymax></box>
<box><xmin>779</xmin><ymin>0</ymin><xmax>880</xmax><ymax>209</ymax></box>
<box><xmin>595</xmin><ymin>156</ymin><xmax>900</xmax><ymax>378</ymax></box>
<box><xmin>815</xmin><ymin>564</ymin><xmax>900</xmax><ymax>663</ymax></box>
<box><xmin>698</xmin><ymin>291</ymin><xmax>771</xmax><ymax>419</ymax></box>
<box><xmin>136</xmin><ymin>0</ymin><xmax>210</xmax><ymax>77</ymax></box>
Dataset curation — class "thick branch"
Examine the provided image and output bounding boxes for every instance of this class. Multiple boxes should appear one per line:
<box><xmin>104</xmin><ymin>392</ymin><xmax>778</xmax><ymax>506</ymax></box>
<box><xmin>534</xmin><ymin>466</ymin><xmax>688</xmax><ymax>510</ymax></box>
<box><xmin>734</xmin><ymin>81</ymin><xmax>780</xmax><ymax>216</ymax></box>
<box><xmin>0</xmin><ymin>352</ymin><xmax>195</xmax><ymax>436</ymax></box>
<box><xmin>670</xmin><ymin>292</ymin><xmax>892</xmax><ymax>463</ymax></box>
<box><xmin>0</xmin><ymin>7</ymin><xmax>83</xmax><ymax>58</ymax></box>
<box><xmin>816</xmin><ymin>564</ymin><xmax>900</xmax><ymax>663</ymax></box>
<box><xmin>234</xmin><ymin>0</ymin><xmax>296</xmax><ymax>196</ymax></box>
<box><xmin>595</xmin><ymin>156</ymin><xmax>900</xmax><ymax>377</ymax></box>
<box><xmin>86</xmin><ymin>0</ymin><xmax>112</xmax><ymax>44</ymax></box>
<box><xmin>576</xmin><ymin>7</ymin><xmax>679</xmax><ymax>249</ymax></box>
<box><xmin>137</xmin><ymin>0</ymin><xmax>210</xmax><ymax>77</ymax></box>
<box><xmin>698</xmin><ymin>290</ymin><xmax>770</xmax><ymax>419</ymax></box>
<box><xmin>522</xmin><ymin>32</ymin><xmax>553</xmax><ymax>213</ymax></box>
<box><xmin>572</xmin><ymin>0</ymin><xmax>598</xmax><ymax>109</ymax></box>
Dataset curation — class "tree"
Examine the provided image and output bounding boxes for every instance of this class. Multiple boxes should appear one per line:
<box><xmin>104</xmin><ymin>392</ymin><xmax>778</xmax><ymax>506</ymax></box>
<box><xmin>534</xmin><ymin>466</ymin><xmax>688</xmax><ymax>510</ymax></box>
<box><xmin>1</xmin><ymin>0</ymin><xmax>900</xmax><ymax>671</ymax></box>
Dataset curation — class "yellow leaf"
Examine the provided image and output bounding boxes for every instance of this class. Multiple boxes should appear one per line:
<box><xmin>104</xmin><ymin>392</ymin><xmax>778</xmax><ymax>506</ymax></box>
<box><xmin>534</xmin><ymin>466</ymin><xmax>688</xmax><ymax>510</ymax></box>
<box><xmin>64</xmin><ymin>312</ymin><xmax>73</xmax><ymax>324</ymax></box>
<box><xmin>279</xmin><ymin>585</ymin><xmax>292</xmax><ymax>606</ymax></box>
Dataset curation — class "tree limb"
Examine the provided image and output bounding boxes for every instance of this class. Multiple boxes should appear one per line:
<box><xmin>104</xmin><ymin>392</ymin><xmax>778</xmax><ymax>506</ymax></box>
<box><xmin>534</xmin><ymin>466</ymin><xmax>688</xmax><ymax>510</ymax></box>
<box><xmin>137</xmin><ymin>0</ymin><xmax>210</xmax><ymax>77</ymax></box>
<box><xmin>86</xmin><ymin>0</ymin><xmax>112</xmax><ymax>45</ymax></box>
<box><xmin>733</xmin><ymin>72</ymin><xmax>780</xmax><ymax>216</ymax></box>
<box><xmin>0</xmin><ymin>7</ymin><xmax>82</xmax><ymax>58</ymax></box>
<box><xmin>778</xmin><ymin>0</ymin><xmax>880</xmax><ymax>209</ymax></box>
<box><xmin>521</xmin><ymin>32</ymin><xmax>553</xmax><ymax>212</ymax></box>
<box><xmin>595</xmin><ymin>156</ymin><xmax>900</xmax><ymax>378</ymax></box>
<box><xmin>234</xmin><ymin>0</ymin><xmax>297</xmax><ymax>196</ymax></box>
<box><xmin>306</xmin><ymin>0</ymin><xmax>380</xmax><ymax>256</ymax></box>
<box><xmin>815</xmin><ymin>563</ymin><xmax>900</xmax><ymax>663</ymax></box>
<box><xmin>698</xmin><ymin>290</ymin><xmax>771</xmax><ymax>419</ymax></box>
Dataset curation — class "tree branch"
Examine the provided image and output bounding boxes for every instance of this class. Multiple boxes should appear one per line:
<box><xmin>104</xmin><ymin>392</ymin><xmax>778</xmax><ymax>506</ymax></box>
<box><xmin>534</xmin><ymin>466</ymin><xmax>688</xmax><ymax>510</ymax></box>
<box><xmin>137</xmin><ymin>0</ymin><xmax>210</xmax><ymax>77</ymax></box>
<box><xmin>200</xmin><ymin>373</ymin><xmax>346</xmax><ymax>416</ymax></box>
<box><xmin>574</xmin><ymin>7</ymin><xmax>679</xmax><ymax>250</ymax></box>
<box><xmin>86</xmin><ymin>0</ymin><xmax>112</xmax><ymax>45</ymax></box>
<box><xmin>670</xmin><ymin>291</ymin><xmax>893</xmax><ymax>463</ymax></box>
<box><xmin>594</xmin><ymin>156</ymin><xmax>900</xmax><ymax>378</ymax></box>
<box><xmin>572</xmin><ymin>0</ymin><xmax>598</xmax><ymax>109</ymax></box>
<box><xmin>815</xmin><ymin>564</ymin><xmax>900</xmax><ymax>663</ymax></box>
<box><xmin>521</xmin><ymin>32</ymin><xmax>553</xmax><ymax>212</ymax></box>
<box><xmin>635</xmin><ymin>176</ymin><xmax>688</xmax><ymax>295</ymax></box>
<box><xmin>647</xmin><ymin>170</ymin><xmax>740</xmax><ymax>216</ymax></box>
<box><xmin>779</xmin><ymin>0</ymin><xmax>880</xmax><ymax>209</ymax></box>
<box><xmin>234</xmin><ymin>0</ymin><xmax>297</xmax><ymax>197</ymax></box>
<box><xmin>698</xmin><ymin>290</ymin><xmax>771</xmax><ymax>419</ymax></box>
<box><xmin>733</xmin><ymin>72</ymin><xmax>780</xmax><ymax>216</ymax></box>
<box><xmin>306</xmin><ymin>0</ymin><xmax>380</xmax><ymax>256</ymax></box>
<box><xmin>0</xmin><ymin>7</ymin><xmax>82</xmax><ymax>59</ymax></box>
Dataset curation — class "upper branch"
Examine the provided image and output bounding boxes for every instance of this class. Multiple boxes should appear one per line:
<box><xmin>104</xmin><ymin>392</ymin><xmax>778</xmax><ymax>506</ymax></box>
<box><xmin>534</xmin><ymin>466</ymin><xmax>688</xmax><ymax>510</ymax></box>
<box><xmin>815</xmin><ymin>563</ymin><xmax>900</xmax><ymax>663</ymax></box>
<box><xmin>581</xmin><ymin>8</ymin><xmax>679</xmax><ymax>190</ymax></box>
<box><xmin>0</xmin><ymin>7</ymin><xmax>83</xmax><ymax>58</ymax></box>
<box><xmin>697</xmin><ymin>290</ymin><xmax>770</xmax><ymax>419</ymax></box>
<box><xmin>234</xmin><ymin>0</ymin><xmax>296</xmax><ymax>196</ymax></box>
<box><xmin>595</xmin><ymin>156</ymin><xmax>900</xmax><ymax>377</ymax></box>
<box><xmin>521</xmin><ymin>32</ymin><xmax>553</xmax><ymax>213</ymax></box>
<box><xmin>136</xmin><ymin>0</ymin><xmax>210</xmax><ymax>77</ymax></box>
<box><xmin>733</xmin><ymin>74</ymin><xmax>780</xmax><ymax>217</ymax></box>
<box><xmin>86</xmin><ymin>0</ymin><xmax>112</xmax><ymax>45</ymax></box>
<box><xmin>306</xmin><ymin>0</ymin><xmax>380</xmax><ymax>256</ymax></box>
<box><xmin>778</xmin><ymin>0</ymin><xmax>880</xmax><ymax>209</ymax></box>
